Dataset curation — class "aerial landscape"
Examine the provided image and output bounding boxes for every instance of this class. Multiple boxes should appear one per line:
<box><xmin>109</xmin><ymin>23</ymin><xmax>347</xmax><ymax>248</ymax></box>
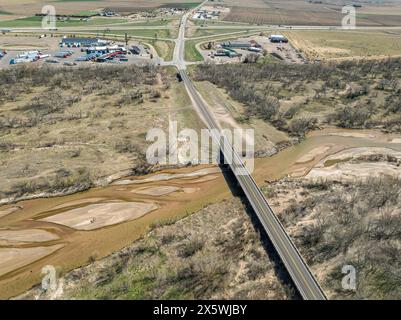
<box><xmin>1</xmin><ymin>0</ymin><xmax>401</xmax><ymax>306</ymax></box>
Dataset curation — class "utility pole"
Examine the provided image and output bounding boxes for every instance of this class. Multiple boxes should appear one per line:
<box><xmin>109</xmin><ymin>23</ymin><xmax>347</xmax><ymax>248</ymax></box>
<box><xmin>125</xmin><ymin>32</ymin><xmax>128</xmax><ymax>45</ymax></box>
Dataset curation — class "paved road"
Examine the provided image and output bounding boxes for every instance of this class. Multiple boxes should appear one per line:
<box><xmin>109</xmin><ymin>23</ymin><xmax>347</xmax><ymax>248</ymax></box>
<box><xmin>7</xmin><ymin>24</ymin><xmax>401</xmax><ymax>33</ymax></box>
<box><xmin>174</xmin><ymin>5</ymin><xmax>327</xmax><ymax>301</ymax></box>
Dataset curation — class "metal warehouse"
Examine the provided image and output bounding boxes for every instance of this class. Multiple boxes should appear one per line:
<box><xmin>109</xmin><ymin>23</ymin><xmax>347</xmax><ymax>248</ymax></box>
<box><xmin>221</xmin><ymin>40</ymin><xmax>252</xmax><ymax>49</ymax></box>
<box><xmin>60</xmin><ymin>37</ymin><xmax>109</xmax><ymax>48</ymax></box>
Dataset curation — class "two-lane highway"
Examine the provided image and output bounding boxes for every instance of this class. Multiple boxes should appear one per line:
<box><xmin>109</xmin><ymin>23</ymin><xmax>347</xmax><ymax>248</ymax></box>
<box><xmin>174</xmin><ymin>6</ymin><xmax>327</xmax><ymax>300</ymax></box>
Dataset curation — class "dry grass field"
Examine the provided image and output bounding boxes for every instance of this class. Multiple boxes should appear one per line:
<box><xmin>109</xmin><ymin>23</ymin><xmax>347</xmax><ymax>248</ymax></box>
<box><xmin>285</xmin><ymin>29</ymin><xmax>401</xmax><ymax>61</ymax></box>
<box><xmin>0</xmin><ymin>65</ymin><xmax>203</xmax><ymax>204</ymax></box>
<box><xmin>222</xmin><ymin>0</ymin><xmax>401</xmax><ymax>26</ymax></box>
<box><xmin>147</xmin><ymin>39</ymin><xmax>175</xmax><ymax>60</ymax></box>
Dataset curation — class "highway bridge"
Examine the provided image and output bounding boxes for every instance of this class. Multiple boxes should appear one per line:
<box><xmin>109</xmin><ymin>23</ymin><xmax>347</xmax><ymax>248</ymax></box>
<box><xmin>175</xmin><ymin>3</ymin><xmax>327</xmax><ymax>301</ymax></box>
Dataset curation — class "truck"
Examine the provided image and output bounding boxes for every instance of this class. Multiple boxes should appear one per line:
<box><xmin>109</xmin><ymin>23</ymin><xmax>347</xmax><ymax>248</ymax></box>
<box><xmin>54</xmin><ymin>51</ymin><xmax>72</xmax><ymax>58</ymax></box>
<box><xmin>10</xmin><ymin>57</ymin><xmax>33</xmax><ymax>65</ymax></box>
<box><xmin>17</xmin><ymin>51</ymin><xmax>40</xmax><ymax>59</ymax></box>
<box><xmin>248</xmin><ymin>47</ymin><xmax>263</xmax><ymax>53</ymax></box>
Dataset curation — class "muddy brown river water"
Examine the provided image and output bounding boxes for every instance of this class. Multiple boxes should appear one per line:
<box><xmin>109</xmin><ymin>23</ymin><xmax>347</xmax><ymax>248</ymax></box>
<box><xmin>1</xmin><ymin>128</ymin><xmax>401</xmax><ymax>298</ymax></box>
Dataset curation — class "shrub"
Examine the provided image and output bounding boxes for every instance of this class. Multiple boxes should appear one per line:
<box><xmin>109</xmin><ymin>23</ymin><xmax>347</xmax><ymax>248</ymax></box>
<box><xmin>289</xmin><ymin>117</ymin><xmax>317</xmax><ymax>136</ymax></box>
<box><xmin>177</xmin><ymin>236</ymin><xmax>205</xmax><ymax>258</ymax></box>
<box><xmin>328</xmin><ymin>106</ymin><xmax>370</xmax><ymax>128</ymax></box>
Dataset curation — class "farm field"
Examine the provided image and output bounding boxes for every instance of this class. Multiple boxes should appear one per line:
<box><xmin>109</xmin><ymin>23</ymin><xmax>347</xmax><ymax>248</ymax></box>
<box><xmin>190</xmin><ymin>19</ymin><xmax>250</xmax><ymax>26</ymax></box>
<box><xmin>284</xmin><ymin>29</ymin><xmax>401</xmax><ymax>61</ymax></box>
<box><xmin>222</xmin><ymin>0</ymin><xmax>401</xmax><ymax>26</ymax></box>
<box><xmin>0</xmin><ymin>1</ymin><xmax>202</xmax><ymax>17</ymax></box>
<box><xmin>73</xmin><ymin>28</ymin><xmax>175</xmax><ymax>39</ymax></box>
<box><xmin>118</xmin><ymin>18</ymin><xmax>178</xmax><ymax>27</ymax></box>
<box><xmin>0</xmin><ymin>16</ymin><xmax>128</xmax><ymax>28</ymax></box>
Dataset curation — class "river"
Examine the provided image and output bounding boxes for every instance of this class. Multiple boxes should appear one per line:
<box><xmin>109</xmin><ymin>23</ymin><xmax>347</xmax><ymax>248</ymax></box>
<box><xmin>1</xmin><ymin>128</ymin><xmax>401</xmax><ymax>298</ymax></box>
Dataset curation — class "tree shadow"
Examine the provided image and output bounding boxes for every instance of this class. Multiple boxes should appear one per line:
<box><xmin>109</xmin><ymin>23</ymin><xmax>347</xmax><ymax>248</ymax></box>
<box><xmin>218</xmin><ymin>159</ymin><xmax>302</xmax><ymax>300</ymax></box>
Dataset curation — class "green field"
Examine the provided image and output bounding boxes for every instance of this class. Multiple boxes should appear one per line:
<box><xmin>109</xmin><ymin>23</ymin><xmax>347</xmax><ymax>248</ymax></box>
<box><xmin>159</xmin><ymin>2</ymin><xmax>201</xmax><ymax>9</ymax></box>
<box><xmin>117</xmin><ymin>29</ymin><xmax>172</xmax><ymax>39</ymax></box>
<box><xmin>185</xmin><ymin>40</ymin><xmax>204</xmax><ymax>62</ymax></box>
<box><xmin>58</xmin><ymin>18</ymin><xmax>128</xmax><ymax>27</ymax></box>
<box><xmin>189</xmin><ymin>28</ymin><xmax>254</xmax><ymax>38</ymax></box>
<box><xmin>0</xmin><ymin>16</ymin><xmax>128</xmax><ymax>28</ymax></box>
<box><xmin>0</xmin><ymin>16</ymin><xmax>41</xmax><ymax>27</ymax></box>
<box><xmin>122</xmin><ymin>19</ymin><xmax>176</xmax><ymax>27</ymax></box>
<box><xmin>87</xmin><ymin>28</ymin><xmax>173</xmax><ymax>39</ymax></box>
<box><xmin>70</xmin><ymin>10</ymin><xmax>100</xmax><ymax>17</ymax></box>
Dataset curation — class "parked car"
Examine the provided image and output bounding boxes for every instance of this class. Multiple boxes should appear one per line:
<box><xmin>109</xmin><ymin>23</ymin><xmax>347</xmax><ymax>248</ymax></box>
<box><xmin>45</xmin><ymin>59</ymin><xmax>60</xmax><ymax>64</ymax></box>
<box><xmin>55</xmin><ymin>52</ymin><xmax>69</xmax><ymax>58</ymax></box>
<box><xmin>75</xmin><ymin>56</ymin><xmax>88</xmax><ymax>62</ymax></box>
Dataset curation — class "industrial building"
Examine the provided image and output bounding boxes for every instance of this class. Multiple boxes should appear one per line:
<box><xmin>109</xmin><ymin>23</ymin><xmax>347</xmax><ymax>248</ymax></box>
<box><xmin>214</xmin><ymin>48</ymin><xmax>241</xmax><ymax>58</ymax></box>
<box><xmin>60</xmin><ymin>37</ymin><xmax>109</xmax><ymax>48</ymax></box>
<box><xmin>86</xmin><ymin>45</ymin><xmax>127</xmax><ymax>55</ymax></box>
<box><xmin>193</xmin><ymin>9</ymin><xmax>221</xmax><ymax>20</ymax></box>
<box><xmin>221</xmin><ymin>40</ymin><xmax>253</xmax><ymax>49</ymax></box>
